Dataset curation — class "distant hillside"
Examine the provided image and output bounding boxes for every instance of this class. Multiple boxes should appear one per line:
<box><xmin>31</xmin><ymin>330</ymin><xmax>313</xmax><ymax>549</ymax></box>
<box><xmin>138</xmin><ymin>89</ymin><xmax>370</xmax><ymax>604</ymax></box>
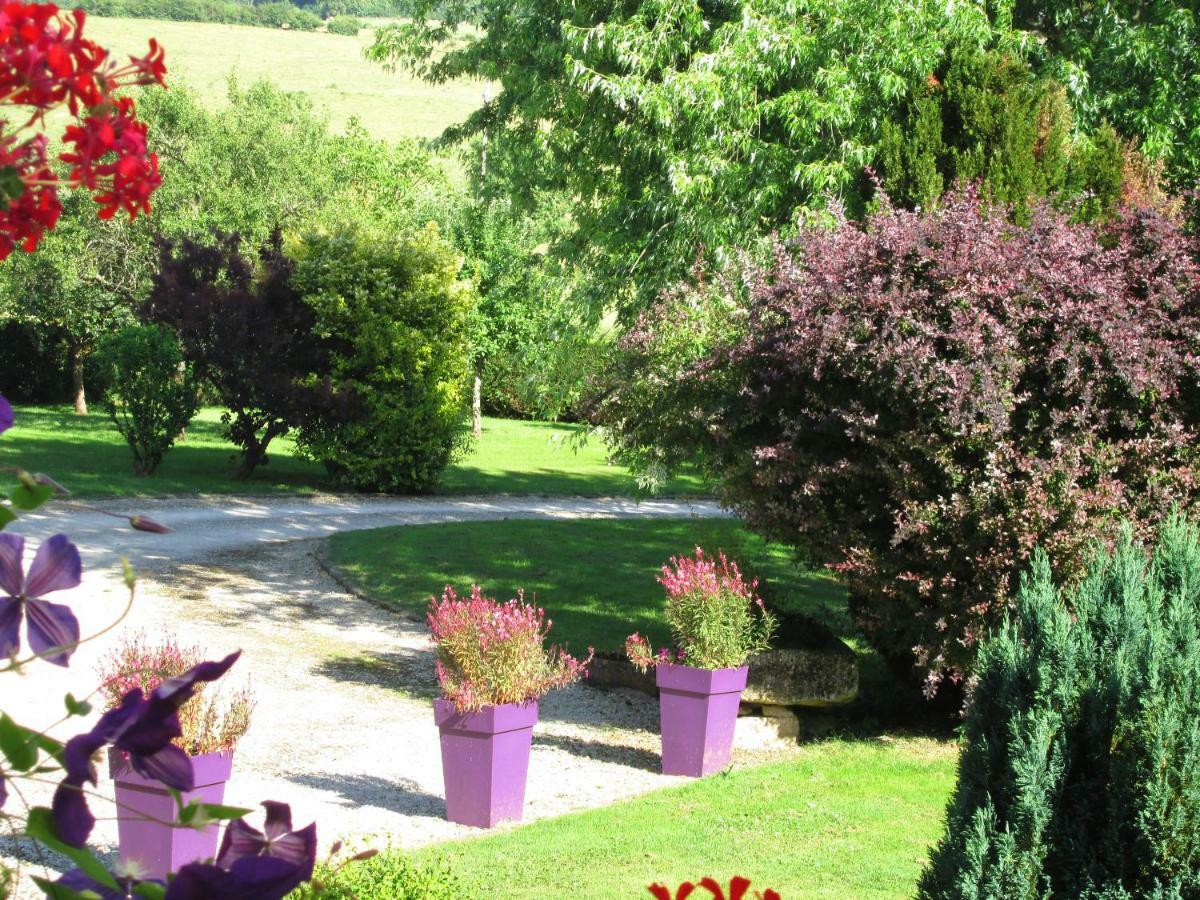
<box><xmin>87</xmin><ymin>17</ymin><xmax>483</xmax><ymax>144</ymax></box>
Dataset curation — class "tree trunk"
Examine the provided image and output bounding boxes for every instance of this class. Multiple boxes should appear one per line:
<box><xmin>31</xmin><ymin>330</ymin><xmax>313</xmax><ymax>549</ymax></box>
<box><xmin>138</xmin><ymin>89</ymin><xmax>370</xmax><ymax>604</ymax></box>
<box><xmin>233</xmin><ymin>422</ymin><xmax>286</xmax><ymax>480</ymax></box>
<box><xmin>472</xmin><ymin>371</ymin><xmax>483</xmax><ymax>437</ymax></box>
<box><xmin>70</xmin><ymin>346</ymin><xmax>87</xmax><ymax>415</ymax></box>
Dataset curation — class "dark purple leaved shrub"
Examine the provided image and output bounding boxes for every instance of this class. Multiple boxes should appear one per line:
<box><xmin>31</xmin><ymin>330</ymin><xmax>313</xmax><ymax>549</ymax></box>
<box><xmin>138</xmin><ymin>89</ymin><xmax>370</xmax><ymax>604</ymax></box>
<box><xmin>604</xmin><ymin>186</ymin><xmax>1200</xmax><ymax>695</ymax></box>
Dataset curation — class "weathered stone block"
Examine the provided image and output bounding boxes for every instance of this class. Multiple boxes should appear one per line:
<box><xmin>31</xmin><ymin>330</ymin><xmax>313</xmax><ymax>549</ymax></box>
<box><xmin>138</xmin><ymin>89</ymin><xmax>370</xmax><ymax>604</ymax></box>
<box><xmin>733</xmin><ymin>710</ymin><xmax>800</xmax><ymax>750</ymax></box>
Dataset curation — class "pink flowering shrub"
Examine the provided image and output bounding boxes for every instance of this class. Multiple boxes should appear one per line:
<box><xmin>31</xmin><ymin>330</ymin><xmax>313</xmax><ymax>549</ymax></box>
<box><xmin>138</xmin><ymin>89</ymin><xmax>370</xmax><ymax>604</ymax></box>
<box><xmin>428</xmin><ymin>585</ymin><xmax>592</xmax><ymax>713</ymax></box>
<box><xmin>627</xmin><ymin>548</ymin><xmax>776</xmax><ymax>672</ymax></box>
<box><xmin>97</xmin><ymin>631</ymin><xmax>254</xmax><ymax>755</ymax></box>
<box><xmin>602</xmin><ymin>186</ymin><xmax>1200</xmax><ymax>697</ymax></box>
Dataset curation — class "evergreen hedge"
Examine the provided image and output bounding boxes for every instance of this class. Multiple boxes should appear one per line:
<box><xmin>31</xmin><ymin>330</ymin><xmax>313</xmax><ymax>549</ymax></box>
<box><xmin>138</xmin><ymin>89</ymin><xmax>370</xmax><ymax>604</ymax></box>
<box><xmin>920</xmin><ymin>514</ymin><xmax>1200</xmax><ymax>898</ymax></box>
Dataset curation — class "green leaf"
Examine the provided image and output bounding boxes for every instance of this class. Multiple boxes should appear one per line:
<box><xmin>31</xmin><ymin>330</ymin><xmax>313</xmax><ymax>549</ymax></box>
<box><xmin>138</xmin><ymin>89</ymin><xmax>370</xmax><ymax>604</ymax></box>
<box><xmin>0</xmin><ymin>713</ymin><xmax>37</xmax><ymax>771</ymax></box>
<box><xmin>31</xmin><ymin>876</ymin><xmax>93</xmax><ymax>899</ymax></box>
<box><xmin>133</xmin><ymin>883</ymin><xmax>166</xmax><ymax>900</ymax></box>
<box><xmin>178</xmin><ymin>801</ymin><xmax>253</xmax><ymax>828</ymax></box>
<box><xmin>0</xmin><ymin>505</ymin><xmax>15</xmax><ymax>530</ymax></box>
<box><xmin>65</xmin><ymin>694</ymin><xmax>93</xmax><ymax>717</ymax></box>
<box><xmin>10</xmin><ymin>483</ymin><xmax>54</xmax><ymax>510</ymax></box>
<box><xmin>25</xmin><ymin>808</ymin><xmax>120</xmax><ymax>890</ymax></box>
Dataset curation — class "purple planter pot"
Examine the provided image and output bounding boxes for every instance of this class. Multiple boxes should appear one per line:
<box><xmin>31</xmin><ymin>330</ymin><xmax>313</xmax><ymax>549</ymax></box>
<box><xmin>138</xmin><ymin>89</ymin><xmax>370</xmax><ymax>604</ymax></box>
<box><xmin>433</xmin><ymin>698</ymin><xmax>538</xmax><ymax>828</ymax></box>
<box><xmin>656</xmin><ymin>664</ymin><xmax>749</xmax><ymax>777</ymax></box>
<box><xmin>109</xmin><ymin>747</ymin><xmax>234</xmax><ymax>880</ymax></box>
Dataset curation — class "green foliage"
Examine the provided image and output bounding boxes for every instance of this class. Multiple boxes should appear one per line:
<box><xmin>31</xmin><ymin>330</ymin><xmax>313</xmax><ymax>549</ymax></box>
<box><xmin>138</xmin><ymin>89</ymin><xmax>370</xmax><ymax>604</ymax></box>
<box><xmin>371</xmin><ymin>0</ymin><xmax>1014</xmax><ymax>316</ymax></box>
<box><xmin>325</xmin><ymin>14</ymin><xmax>362</xmax><ymax>35</ymax></box>
<box><xmin>92</xmin><ymin>324</ymin><xmax>198</xmax><ymax>476</ymax></box>
<box><xmin>920</xmin><ymin>515</ymin><xmax>1200</xmax><ymax>898</ymax></box>
<box><xmin>289</xmin><ymin>223</ymin><xmax>474</xmax><ymax>492</ymax></box>
<box><xmin>304</xmin><ymin>851</ymin><xmax>463</xmax><ymax>899</ymax></box>
<box><xmin>74</xmin><ymin>0</ymin><xmax>323</xmax><ymax>30</ymax></box>
<box><xmin>1016</xmin><ymin>1</ymin><xmax>1200</xmax><ymax>193</ymax></box>
<box><xmin>878</xmin><ymin>46</ymin><xmax>1101</xmax><ymax>213</ymax></box>
<box><xmin>453</xmin><ymin>195</ymin><xmax>600</xmax><ymax>420</ymax></box>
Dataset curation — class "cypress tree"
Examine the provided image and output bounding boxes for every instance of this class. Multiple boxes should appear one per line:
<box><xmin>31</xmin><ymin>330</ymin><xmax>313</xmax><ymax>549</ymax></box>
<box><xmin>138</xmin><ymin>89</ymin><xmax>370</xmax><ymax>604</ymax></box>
<box><xmin>919</xmin><ymin>514</ymin><xmax>1200</xmax><ymax>898</ymax></box>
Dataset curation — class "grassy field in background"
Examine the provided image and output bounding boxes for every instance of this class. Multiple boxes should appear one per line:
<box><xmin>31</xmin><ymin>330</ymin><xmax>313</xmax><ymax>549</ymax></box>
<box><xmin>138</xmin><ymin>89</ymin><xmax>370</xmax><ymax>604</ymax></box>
<box><xmin>327</xmin><ymin>517</ymin><xmax>847</xmax><ymax>655</ymax></box>
<box><xmin>85</xmin><ymin>17</ymin><xmax>482</xmax><ymax>143</ymax></box>
<box><xmin>0</xmin><ymin>406</ymin><xmax>706</xmax><ymax>499</ymax></box>
<box><xmin>411</xmin><ymin>739</ymin><xmax>956</xmax><ymax>899</ymax></box>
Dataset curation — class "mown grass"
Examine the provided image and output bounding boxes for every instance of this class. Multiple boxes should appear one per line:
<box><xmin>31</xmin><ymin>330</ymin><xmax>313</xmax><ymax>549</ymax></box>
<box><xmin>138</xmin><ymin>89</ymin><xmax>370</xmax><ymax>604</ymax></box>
<box><xmin>360</xmin><ymin>739</ymin><xmax>955</xmax><ymax>899</ymax></box>
<box><xmin>440</xmin><ymin>417</ymin><xmax>708</xmax><ymax>497</ymax></box>
<box><xmin>327</xmin><ymin>517</ymin><xmax>844</xmax><ymax>656</ymax></box>
<box><xmin>1</xmin><ymin>406</ymin><xmax>326</xmax><ymax>497</ymax></box>
<box><xmin>0</xmin><ymin>406</ymin><xmax>707</xmax><ymax>499</ymax></box>
<box><xmin>84</xmin><ymin>17</ymin><xmax>483</xmax><ymax>143</ymax></box>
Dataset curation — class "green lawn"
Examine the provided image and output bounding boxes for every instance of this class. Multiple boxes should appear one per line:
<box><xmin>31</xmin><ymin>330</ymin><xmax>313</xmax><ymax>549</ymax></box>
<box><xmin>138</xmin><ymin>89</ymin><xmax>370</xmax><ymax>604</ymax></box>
<box><xmin>439</xmin><ymin>418</ymin><xmax>708</xmax><ymax>497</ymax></box>
<box><xmin>1</xmin><ymin>406</ymin><xmax>327</xmax><ymax>497</ymax></box>
<box><xmin>0</xmin><ymin>406</ymin><xmax>707</xmax><ymax>499</ymax></box>
<box><xmin>327</xmin><ymin>517</ymin><xmax>847</xmax><ymax>656</ymax></box>
<box><xmin>84</xmin><ymin>17</ymin><xmax>482</xmax><ymax>144</ymax></box>
<box><xmin>410</xmin><ymin>738</ymin><xmax>956</xmax><ymax>899</ymax></box>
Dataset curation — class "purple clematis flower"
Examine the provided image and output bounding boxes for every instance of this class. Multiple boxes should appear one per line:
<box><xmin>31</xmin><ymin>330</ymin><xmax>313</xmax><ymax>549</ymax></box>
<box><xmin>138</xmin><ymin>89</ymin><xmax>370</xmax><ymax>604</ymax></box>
<box><xmin>53</xmin><ymin>651</ymin><xmax>242</xmax><ymax>847</ymax></box>
<box><xmin>0</xmin><ymin>533</ymin><xmax>82</xmax><ymax>666</ymax></box>
<box><xmin>165</xmin><ymin>802</ymin><xmax>317</xmax><ymax>900</ymax></box>
<box><xmin>0</xmin><ymin>395</ymin><xmax>12</xmax><ymax>435</ymax></box>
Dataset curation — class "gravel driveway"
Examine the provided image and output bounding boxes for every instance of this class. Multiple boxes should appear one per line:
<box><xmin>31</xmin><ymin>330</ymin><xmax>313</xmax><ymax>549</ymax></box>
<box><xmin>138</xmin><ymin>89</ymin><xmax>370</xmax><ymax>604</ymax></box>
<box><xmin>2</xmin><ymin>494</ymin><xmax>798</xmax><ymax>895</ymax></box>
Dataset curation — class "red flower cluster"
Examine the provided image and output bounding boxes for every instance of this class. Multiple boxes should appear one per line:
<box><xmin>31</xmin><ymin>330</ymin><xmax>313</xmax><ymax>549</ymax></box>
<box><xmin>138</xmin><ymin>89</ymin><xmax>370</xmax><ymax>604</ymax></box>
<box><xmin>0</xmin><ymin>2</ymin><xmax>165</xmax><ymax>258</ymax></box>
<box><xmin>649</xmin><ymin>877</ymin><xmax>781</xmax><ymax>900</ymax></box>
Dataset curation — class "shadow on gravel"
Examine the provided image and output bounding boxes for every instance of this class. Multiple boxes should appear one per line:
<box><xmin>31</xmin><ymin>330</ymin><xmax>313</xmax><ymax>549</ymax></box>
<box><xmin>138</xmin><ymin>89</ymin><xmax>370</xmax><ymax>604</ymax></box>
<box><xmin>533</xmin><ymin>733</ymin><xmax>661</xmax><ymax>773</ymax></box>
<box><xmin>164</xmin><ymin>549</ymin><xmax>416</xmax><ymax>638</ymax></box>
<box><xmin>286</xmin><ymin>772</ymin><xmax>445</xmax><ymax>820</ymax></box>
<box><xmin>313</xmin><ymin>649</ymin><xmax>438</xmax><ymax>700</ymax></box>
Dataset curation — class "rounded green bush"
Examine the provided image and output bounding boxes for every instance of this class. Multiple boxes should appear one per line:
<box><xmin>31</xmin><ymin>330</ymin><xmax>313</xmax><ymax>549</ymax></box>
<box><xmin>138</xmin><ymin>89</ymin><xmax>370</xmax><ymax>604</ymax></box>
<box><xmin>325</xmin><ymin>14</ymin><xmax>362</xmax><ymax>35</ymax></box>
<box><xmin>289</xmin><ymin>223</ymin><xmax>474</xmax><ymax>492</ymax></box>
<box><xmin>92</xmin><ymin>323</ymin><xmax>198</xmax><ymax>476</ymax></box>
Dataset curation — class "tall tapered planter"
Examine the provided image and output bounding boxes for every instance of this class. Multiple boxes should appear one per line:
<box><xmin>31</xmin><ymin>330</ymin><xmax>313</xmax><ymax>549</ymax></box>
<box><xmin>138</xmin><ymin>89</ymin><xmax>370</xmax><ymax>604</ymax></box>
<box><xmin>434</xmin><ymin>698</ymin><xmax>538</xmax><ymax>828</ymax></box>
<box><xmin>657</xmin><ymin>664</ymin><xmax>748</xmax><ymax>777</ymax></box>
<box><xmin>109</xmin><ymin>748</ymin><xmax>233</xmax><ymax>880</ymax></box>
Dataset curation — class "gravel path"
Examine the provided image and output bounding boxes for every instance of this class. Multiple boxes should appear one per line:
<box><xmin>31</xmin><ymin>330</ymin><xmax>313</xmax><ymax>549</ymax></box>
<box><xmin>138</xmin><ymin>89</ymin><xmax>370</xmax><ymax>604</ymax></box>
<box><xmin>2</xmin><ymin>494</ymin><xmax>797</xmax><ymax>895</ymax></box>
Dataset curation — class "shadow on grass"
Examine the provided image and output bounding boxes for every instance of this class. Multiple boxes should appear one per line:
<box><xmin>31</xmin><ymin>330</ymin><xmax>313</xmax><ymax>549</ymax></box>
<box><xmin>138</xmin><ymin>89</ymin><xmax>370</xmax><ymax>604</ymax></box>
<box><xmin>286</xmin><ymin>772</ymin><xmax>445</xmax><ymax>819</ymax></box>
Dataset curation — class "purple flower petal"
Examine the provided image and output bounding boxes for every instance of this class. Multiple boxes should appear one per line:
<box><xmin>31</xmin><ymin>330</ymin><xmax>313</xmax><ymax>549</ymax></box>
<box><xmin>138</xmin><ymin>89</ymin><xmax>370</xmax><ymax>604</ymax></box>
<box><xmin>52</xmin><ymin>779</ymin><xmax>95</xmax><ymax>848</ymax></box>
<box><xmin>261</xmin><ymin>801</ymin><xmax>293</xmax><ymax>841</ymax></box>
<box><xmin>0</xmin><ymin>533</ymin><xmax>24</xmax><ymax>598</ymax></box>
<box><xmin>0</xmin><ymin>597</ymin><xmax>20</xmax><ymax>659</ymax></box>
<box><xmin>25</xmin><ymin>598</ymin><xmax>80</xmax><ymax>666</ymax></box>
<box><xmin>164</xmin><ymin>863</ymin><xmax>235</xmax><ymax>900</ymax></box>
<box><xmin>226</xmin><ymin>852</ymin><xmax>314</xmax><ymax>900</ymax></box>
<box><xmin>24</xmin><ymin>534</ymin><xmax>81</xmax><ymax>598</ymax></box>
<box><xmin>265</xmin><ymin>822</ymin><xmax>316</xmax><ymax>870</ymax></box>
<box><xmin>0</xmin><ymin>395</ymin><xmax>12</xmax><ymax>436</ymax></box>
<box><xmin>217</xmin><ymin>818</ymin><xmax>266</xmax><ymax>868</ymax></box>
<box><xmin>154</xmin><ymin>650</ymin><xmax>241</xmax><ymax>710</ymax></box>
<box><xmin>63</xmin><ymin>728</ymin><xmax>110</xmax><ymax>786</ymax></box>
<box><xmin>131</xmin><ymin>743</ymin><xmax>194</xmax><ymax>792</ymax></box>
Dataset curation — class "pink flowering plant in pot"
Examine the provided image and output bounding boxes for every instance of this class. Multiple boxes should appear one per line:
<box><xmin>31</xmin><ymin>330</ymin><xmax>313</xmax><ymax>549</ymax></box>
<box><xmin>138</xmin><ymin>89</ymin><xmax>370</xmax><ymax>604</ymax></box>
<box><xmin>96</xmin><ymin>632</ymin><xmax>255</xmax><ymax>880</ymax></box>
<box><xmin>627</xmin><ymin>548</ymin><xmax>776</xmax><ymax>777</ymax></box>
<box><xmin>428</xmin><ymin>585</ymin><xmax>591</xmax><ymax>827</ymax></box>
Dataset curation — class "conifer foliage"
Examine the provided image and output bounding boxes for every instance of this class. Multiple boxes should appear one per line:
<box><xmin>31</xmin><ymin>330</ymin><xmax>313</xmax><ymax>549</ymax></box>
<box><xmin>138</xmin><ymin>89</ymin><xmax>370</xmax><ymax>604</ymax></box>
<box><xmin>919</xmin><ymin>514</ymin><xmax>1200</xmax><ymax>898</ymax></box>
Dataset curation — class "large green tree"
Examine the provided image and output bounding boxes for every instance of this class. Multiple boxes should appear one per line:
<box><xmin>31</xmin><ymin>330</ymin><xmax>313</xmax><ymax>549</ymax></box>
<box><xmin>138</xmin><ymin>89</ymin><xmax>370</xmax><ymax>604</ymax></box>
<box><xmin>370</xmin><ymin>0</ymin><xmax>1015</xmax><ymax>316</ymax></box>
